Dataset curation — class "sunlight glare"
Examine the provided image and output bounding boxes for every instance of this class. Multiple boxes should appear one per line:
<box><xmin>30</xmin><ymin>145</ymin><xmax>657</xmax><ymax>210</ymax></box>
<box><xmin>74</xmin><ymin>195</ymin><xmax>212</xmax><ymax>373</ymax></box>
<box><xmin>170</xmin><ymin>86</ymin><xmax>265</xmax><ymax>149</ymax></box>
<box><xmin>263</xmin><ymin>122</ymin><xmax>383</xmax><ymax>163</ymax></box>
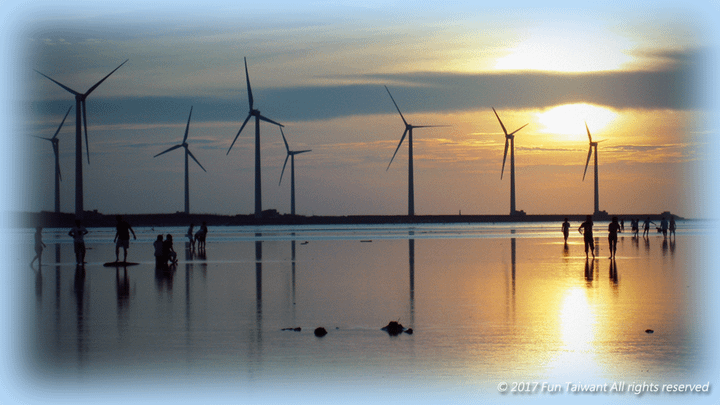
<box><xmin>536</xmin><ymin>104</ymin><xmax>618</xmax><ymax>140</ymax></box>
<box><xmin>494</xmin><ymin>24</ymin><xmax>634</xmax><ymax>72</ymax></box>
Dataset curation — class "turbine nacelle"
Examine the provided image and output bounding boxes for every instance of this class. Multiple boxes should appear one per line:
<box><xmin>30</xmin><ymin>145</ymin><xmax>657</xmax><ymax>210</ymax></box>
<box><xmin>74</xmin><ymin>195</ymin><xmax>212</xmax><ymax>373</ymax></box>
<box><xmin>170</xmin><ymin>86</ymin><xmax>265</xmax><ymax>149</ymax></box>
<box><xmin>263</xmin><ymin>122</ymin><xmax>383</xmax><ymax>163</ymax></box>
<box><xmin>385</xmin><ymin>86</ymin><xmax>447</xmax><ymax>170</ymax></box>
<box><xmin>227</xmin><ymin>57</ymin><xmax>283</xmax><ymax>155</ymax></box>
<box><xmin>582</xmin><ymin>122</ymin><xmax>605</xmax><ymax>181</ymax></box>
<box><xmin>492</xmin><ymin>107</ymin><xmax>528</xmax><ymax>180</ymax></box>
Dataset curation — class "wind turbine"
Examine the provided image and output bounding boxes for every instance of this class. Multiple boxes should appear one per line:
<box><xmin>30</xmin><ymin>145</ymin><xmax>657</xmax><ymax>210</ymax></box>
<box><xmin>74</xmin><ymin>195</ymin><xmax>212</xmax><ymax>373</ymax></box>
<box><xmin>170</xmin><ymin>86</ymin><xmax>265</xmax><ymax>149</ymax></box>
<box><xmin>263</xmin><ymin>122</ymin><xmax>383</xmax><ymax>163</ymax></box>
<box><xmin>492</xmin><ymin>107</ymin><xmax>528</xmax><ymax>216</ymax></box>
<box><xmin>227</xmin><ymin>57</ymin><xmax>284</xmax><ymax>218</ymax></box>
<box><xmin>34</xmin><ymin>105</ymin><xmax>72</xmax><ymax>213</ymax></box>
<box><xmin>278</xmin><ymin>127</ymin><xmax>311</xmax><ymax>216</ymax></box>
<box><xmin>154</xmin><ymin>106</ymin><xmax>207</xmax><ymax>215</ymax></box>
<box><xmin>385</xmin><ymin>86</ymin><xmax>447</xmax><ymax>217</ymax></box>
<box><xmin>582</xmin><ymin>122</ymin><xmax>604</xmax><ymax>216</ymax></box>
<box><xmin>35</xmin><ymin>59</ymin><xmax>129</xmax><ymax>219</ymax></box>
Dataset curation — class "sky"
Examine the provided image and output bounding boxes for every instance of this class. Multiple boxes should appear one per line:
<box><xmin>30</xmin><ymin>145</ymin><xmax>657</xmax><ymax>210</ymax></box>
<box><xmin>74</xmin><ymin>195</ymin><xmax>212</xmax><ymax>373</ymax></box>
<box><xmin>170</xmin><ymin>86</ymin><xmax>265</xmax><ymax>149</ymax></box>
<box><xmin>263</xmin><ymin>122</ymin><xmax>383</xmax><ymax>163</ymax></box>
<box><xmin>3</xmin><ymin>1</ymin><xmax>719</xmax><ymax>218</ymax></box>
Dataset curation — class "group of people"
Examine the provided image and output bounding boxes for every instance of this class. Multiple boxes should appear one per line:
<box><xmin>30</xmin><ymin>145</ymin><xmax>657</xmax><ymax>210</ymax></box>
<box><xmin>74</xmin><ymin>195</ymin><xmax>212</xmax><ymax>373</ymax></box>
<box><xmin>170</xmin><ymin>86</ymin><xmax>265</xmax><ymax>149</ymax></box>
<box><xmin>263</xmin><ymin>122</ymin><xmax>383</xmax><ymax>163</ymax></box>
<box><xmin>562</xmin><ymin>215</ymin><xmax>677</xmax><ymax>260</ymax></box>
<box><xmin>186</xmin><ymin>222</ymin><xmax>208</xmax><ymax>251</ymax></box>
<box><xmin>153</xmin><ymin>234</ymin><xmax>177</xmax><ymax>268</ymax></box>
<box><xmin>31</xmin><ymin>215</ymin><xmax>210</xmax><ymax>268</ymax></box>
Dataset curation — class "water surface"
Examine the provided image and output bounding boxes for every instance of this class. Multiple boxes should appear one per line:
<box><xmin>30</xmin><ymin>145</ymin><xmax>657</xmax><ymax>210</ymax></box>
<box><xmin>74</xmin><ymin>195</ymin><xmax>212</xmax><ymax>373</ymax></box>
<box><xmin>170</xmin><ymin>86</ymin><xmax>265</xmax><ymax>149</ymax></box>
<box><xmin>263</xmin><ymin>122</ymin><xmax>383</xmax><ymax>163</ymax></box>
<box><xmin>17</xmin><ymin>222</ymin><xmax>716</xmax><ymax>403</ymax></box>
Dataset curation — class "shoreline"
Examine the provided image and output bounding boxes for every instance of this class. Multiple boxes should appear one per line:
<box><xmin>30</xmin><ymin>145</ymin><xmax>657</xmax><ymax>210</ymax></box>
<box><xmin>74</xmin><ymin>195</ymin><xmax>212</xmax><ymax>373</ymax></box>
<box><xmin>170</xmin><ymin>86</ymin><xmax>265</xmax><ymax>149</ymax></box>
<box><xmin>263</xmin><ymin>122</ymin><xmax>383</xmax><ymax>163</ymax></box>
<box><xmin>17</xmin><ymin>210</ymin><xmax>686</xmax><ymax>229</ymax></box>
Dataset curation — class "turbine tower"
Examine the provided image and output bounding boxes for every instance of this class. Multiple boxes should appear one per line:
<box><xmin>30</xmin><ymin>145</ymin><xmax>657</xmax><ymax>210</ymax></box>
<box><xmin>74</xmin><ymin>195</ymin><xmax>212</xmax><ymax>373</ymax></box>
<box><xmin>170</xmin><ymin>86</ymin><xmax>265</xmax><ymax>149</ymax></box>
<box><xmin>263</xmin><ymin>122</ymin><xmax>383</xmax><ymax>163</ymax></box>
<box><xmin>227</xmin><ymin>57</ymin><xmax>284</xmax><ymax>218</ymax></box>
<box><xmin>385</xmin><ymin>86</ymin><xmax>447</xmax><ymax>217</ymax></box>
<box><xmin>492</xmin><ymin>107</ymin><xmax>528</xmax><ymax>216</ymax></box>
<box><xmin>582</xmin><ymin>122</ymin><xmax>603</xmax><ymax>216</ymax></box>
<box><xmin>34</xmin><ymin>105</ymin><xmax>72</xmax><ymax>213</ymax></box>
<box><xmin>154</xmin><ymin>106</ymin><xmax>207</xmax><ymax>215</ymax></box>
<box><xmin>35</xmin><ymin>59</ymin><xmax>128</xmax><ymax>220</ymax></box>
<box><xmin>278</xmin><ymin>127</ymin><xmax>311</xmax><ymax>216</ymax></box>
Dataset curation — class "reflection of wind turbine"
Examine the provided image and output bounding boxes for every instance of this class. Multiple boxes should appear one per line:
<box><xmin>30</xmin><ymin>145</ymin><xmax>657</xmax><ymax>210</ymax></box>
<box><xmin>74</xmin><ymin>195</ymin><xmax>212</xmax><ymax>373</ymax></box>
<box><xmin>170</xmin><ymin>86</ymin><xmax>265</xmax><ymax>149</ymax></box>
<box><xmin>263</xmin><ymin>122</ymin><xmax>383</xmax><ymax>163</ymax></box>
<box><xmin>34</xmin><ymin>105</ymin><xmax>72</xmax><ymax>213</ymax></box>
<box><xmin>385</xmin><ymin>86</ymin><xmax>448</xmax><ymax>217</ymax></box>
<box><xmin>154</xmin><ymin>106</ymin><xmax>207</xmax><ymax>215</ymax></box>
<box><xmin>35</xmin><ymin>59</ymin><xmax>129</xmax><ymax>219</ymax></box>
<box><xmin>582</xmin><ymin>122</ymin><xmax>604</xmax><ymax>216</ymax></box>
<box><xmin>227</xmin><ymin>57</ymin><xmax>284</xmax><ymax>218</ymax></box>
<box><xmin>493</xmin><ymin>108</ymin><xmax>528</xmax><ymax>216</ymax></box>
<box><xmin>279</xmin><ymin>128</ymin><xmax>311</xmax><ymax>216</ymax></box>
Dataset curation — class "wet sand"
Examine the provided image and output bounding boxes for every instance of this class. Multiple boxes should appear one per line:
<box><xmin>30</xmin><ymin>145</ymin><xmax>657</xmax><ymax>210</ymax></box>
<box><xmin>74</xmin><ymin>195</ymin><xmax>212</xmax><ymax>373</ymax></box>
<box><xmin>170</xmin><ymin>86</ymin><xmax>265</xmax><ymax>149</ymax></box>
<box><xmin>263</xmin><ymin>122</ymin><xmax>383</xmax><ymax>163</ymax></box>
<box><xmin>14</xmin><ymin>223</ymin><xmax>717</xmax><ymax>403</ymax></box>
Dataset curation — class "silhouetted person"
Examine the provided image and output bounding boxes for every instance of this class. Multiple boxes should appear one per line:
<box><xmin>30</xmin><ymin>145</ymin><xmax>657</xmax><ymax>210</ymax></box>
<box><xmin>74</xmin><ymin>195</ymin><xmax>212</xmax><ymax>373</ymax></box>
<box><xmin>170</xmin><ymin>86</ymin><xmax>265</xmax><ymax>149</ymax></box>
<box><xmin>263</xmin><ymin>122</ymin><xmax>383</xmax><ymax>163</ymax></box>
<box><xmin>68</xmin><ymin>219</ymin><xmax>88</xmax><ymax>265</ymax></box>
<box><xmin>669</xmin><ymin>217</ymin><xmax>676</xmax><ymax>238</ymax></box>
<box><xmin>187</xmin><ymin>223</ymin><xmax>195</xmax><ymax>250</ymax></box>
<box><xmin>660</xmin><ymin>217</ymin><xmax>669</xmax><ymax>238</ymax></box>
<box><xmin>620</xmin><ymin>218</ymin><xmax>624</xmax><ymax>232</ymax></box>
<box><xmin>578</xmin><ymin>215</ymin><xmax>595</xmax><ymax>258</ymax></box>
<box><xmin>30</xmin><ymin>227</ymin><xmax>46</xmax><ymax>268</ymax></box>
<box><xmin>631</xmin><ymin>218</ymin><xmax>639</xmax><ymax>237</ymax></box>
<box><xmin>195</xmin><ymin>221</ymin><xmax>208</xmax><ymax>250</ymax></box>
<box><xmin>163</xmin><ymin>234</ymin><xmax>178</xmax><ymax>266</ymax></box>
<box><xmin>608</xmin><ymin>216</ymin><xmax>621</xmax><ymax>259</ymax></box>
<box><xmin>642</xmin><ymin>217</ymin><xmax>655</xmax><ymax>238</ymax></box>
<box><xmin>561</xmin><ymin>218</ymin><xmax>571</xmax><ymax>244</ymax></box>
<box><xmin>153</xmin><ymin>235</ymin><xmax>164</xmax><ymax>268</ymax></box>
<box><xmin>114</xmin><ymin>215</ymin><xmax>137</xmax><ymax>262</ymax></box>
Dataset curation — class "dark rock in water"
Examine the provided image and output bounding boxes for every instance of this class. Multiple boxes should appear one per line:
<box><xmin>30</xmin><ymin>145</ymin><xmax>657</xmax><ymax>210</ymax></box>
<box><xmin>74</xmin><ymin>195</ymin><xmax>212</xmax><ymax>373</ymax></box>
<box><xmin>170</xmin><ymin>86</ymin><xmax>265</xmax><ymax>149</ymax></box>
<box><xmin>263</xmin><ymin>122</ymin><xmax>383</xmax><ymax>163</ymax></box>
<box><xmin>645</xmin><ymin>329</ymin><xmax>654</xmax><ymax>334</ymax></box>
<box><xmin>314</xmin><ymin>327</ymin><xmax>327</xmax><ymax>337</ymax></box>
<box><xmin>404</xmin><ymin>328</ymin><xmax>413</xmax><ymax>335</ymax></box>
<box><xmin>282</xmin><ymin>327</ymin><xmax>301</xmax><ymax>332</ymax></box>
<box><xmin>381</xmin><ymin>321</ymin><xmax>405</xmax><ymax>336</ymax></box>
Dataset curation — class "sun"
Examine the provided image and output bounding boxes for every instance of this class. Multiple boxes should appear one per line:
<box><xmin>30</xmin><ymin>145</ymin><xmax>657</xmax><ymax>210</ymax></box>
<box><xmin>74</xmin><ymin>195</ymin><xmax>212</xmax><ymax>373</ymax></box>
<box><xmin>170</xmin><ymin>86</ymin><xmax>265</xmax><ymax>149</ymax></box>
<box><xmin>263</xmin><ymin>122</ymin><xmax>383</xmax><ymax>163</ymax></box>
<box><xmin>535</xmin><ymin>104</ymin><xmax>618</xmax><ymax>141</ymax></box>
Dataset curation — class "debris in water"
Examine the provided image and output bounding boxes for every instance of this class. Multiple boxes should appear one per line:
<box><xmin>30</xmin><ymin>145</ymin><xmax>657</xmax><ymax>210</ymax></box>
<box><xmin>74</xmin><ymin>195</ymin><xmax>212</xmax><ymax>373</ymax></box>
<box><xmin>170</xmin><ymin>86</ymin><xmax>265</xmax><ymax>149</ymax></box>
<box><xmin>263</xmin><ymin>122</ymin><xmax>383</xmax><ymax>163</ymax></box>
<box><xmin>314</xmin><ymin>327</ymin><xmax>327</xmax><ymax>337</ymax></box>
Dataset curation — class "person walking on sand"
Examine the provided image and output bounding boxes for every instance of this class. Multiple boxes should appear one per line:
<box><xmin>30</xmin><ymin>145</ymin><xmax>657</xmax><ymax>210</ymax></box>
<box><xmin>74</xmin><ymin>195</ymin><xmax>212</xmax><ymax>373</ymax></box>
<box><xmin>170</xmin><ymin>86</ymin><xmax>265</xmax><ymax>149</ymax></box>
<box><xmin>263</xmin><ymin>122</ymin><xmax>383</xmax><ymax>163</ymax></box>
<box><xmin>163</xmin><ymin>234</ymin><xmax>178</xmax><ymax>266</ymax></box>
<box><xmin>561</xmin><ymin>218</ymin><xmax>571</xmax><ymax>244</ymax></box>
<box><xmin>660</xmin><ymin>217</ymin><xmax>669</xmax><ymax>238</ymax></box>
<box><xmin>114</xmin><ymin>215</ymin><xmax>137</xmax><ymax>263</ymax></box>
<box><xmin>153</xmin><ymin>235</ymin><xmax>164</xmax><ymax>268</ymax></box>
<box><xmin>187</xmin><ymin>223</ymin><xmax>195</xmax><ymax>250</ymax></box>
<box><xmin>68</xmin><ymin>219</ymin><xmax>88</xmax><ymax>265</ymax></box>
<box><xmin>608</xmin><ymin>216</ymin><xmax>621</xmax><ymax>259</ymax></box>
<box><xmin>578</xmin><ymin>215</ymin><xmax>595</xmax><ymax>258</ymax></box>
<box><xmin>669</xmin><ymin>217</ymin><xmax>677</xmax><ymax>238</ymax></box>
<box><xmin>195</xmin><ymin>221</ymin><xmax>208</xmax><ymax>250</ymax></box>
<box><xmin>642</xmin><ymin>217</ymin><xmax>655</xmax><ymax>238</ymax></box>
<box><xmin>631</xmin><ymin>218</ymin><xmax>639</xmax><ymax>237</ymax></box>
<box><xmin>30</xmin><ymin>226</ymin><xmax>47</xmax><ymax>268</ymax></box>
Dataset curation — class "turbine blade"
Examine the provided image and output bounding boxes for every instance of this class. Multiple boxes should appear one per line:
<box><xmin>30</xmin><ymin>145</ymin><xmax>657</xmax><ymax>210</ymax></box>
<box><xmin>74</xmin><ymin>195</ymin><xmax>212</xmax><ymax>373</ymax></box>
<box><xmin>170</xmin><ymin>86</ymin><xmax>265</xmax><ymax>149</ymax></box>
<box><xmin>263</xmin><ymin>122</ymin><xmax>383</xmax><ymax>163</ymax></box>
<box><xmin>154</xmin><ymin>144</ymin><xmax>182</xmax><ymax>157</ymax></box>
<box><xmin>244</xmin><ymin>57</ymin><xmax>254</xmax><ymax>110</ymax></box>
<box><xmin>386</xmin><ymin>128</ymin><xmax>408</xmax><ymax>171</ymax></box>
<box><xmin>84</xmin><ymin>59</ymin><xmax>128</xmax><ymax>97</ymax></box>
<box><xmin>501</xmin><ymin>138</ymin><xmax>509</xmax><ymax>180</ymax></box>
<box><xmin>52</xmin><ymin>105</ymin><xmax>73</xmax><ymax>139</ymax></box>
<box><xmin>187</xmin><ymin>149</ymin><xmax>207</xmax><ymax>172</ymax></box>
<box><xmin>585</xmin><ymin>121</ymin><xmax>592</xmax><ymax>143</ymax></box>
<box><xmin>492</xmin><ymin>107</ymin><xmax>509</xmax><ymax>136</ymax></box>
<box><xmin>582</xmin><ymin>146</ymin><xmax>592</xmax><ymax>181</ymax></box>
<box><xmin>82</xmin><ymin>100</ymin><xmax>90</xmax><ymax>164</ymax></box>
<box><xmin>279</xmin><ymin>155</ymin><xmax>290</xmax><ymax>186</ymax></box>
<box><xmin>183</xmin><ymin>106</ymin><xmax>193</xmax><ymax>143</ymax></box>
<box><xmin>33</xmin><ymin>136</ymin><xmax>53</xmax><ymax>141</ymax></box>
<box><xmin>34</xmin><ymin>70</ymin><xmax>81</xmax><ymax>96</ymax></box>
<box><xmin>258</xmin><ymin>114</ymin><xmax>283</xmax><ymax>127</ymax></box>
<box><xmin>509</xmin><ymin>123</ymin><xmax>529</xmax><ymax>136</ymax></box>
<box><xmin>384</xmin><ymin>86</ymin><xmax>408</xmax><ymax>126</ymax></box>
<box><xmin>227</xmin><ymin>114</ymin><xmax>252</xmax><ymax>154</ymax></box>
<box><xmin>280</xmin><ymin>127</ymin><xmax>290</xmax><ymax>152</ymax></box>
<box><xmin>412</xmin><ymin>125</ymin><xmax>450</xmax><ymax>129</ymax></box>
<box><xmin>294</xmin><ymin>149</ymin><xmax>312</xmax><ymax>155</ymax></box>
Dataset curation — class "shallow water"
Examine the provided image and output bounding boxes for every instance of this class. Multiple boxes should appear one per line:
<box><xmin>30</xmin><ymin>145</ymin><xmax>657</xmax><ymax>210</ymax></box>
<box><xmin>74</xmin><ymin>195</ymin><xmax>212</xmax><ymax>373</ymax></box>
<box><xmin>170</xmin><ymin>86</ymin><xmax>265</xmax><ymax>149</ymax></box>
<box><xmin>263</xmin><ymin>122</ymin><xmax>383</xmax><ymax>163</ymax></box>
<box><xmin>14</xmin><ymin>222</ymin><xmax>717</xmax><ymax>403</ymax></box>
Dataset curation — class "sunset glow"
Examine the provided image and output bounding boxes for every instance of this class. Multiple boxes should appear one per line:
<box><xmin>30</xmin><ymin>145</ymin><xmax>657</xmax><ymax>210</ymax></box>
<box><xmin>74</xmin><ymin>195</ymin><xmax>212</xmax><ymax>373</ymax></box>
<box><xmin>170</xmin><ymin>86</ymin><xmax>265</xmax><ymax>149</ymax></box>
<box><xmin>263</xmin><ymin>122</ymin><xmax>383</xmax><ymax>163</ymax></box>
<box><xmin>536</xmin><ymin>104</ymin><xmax>619</xmax><ymax>141</ymax></box>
